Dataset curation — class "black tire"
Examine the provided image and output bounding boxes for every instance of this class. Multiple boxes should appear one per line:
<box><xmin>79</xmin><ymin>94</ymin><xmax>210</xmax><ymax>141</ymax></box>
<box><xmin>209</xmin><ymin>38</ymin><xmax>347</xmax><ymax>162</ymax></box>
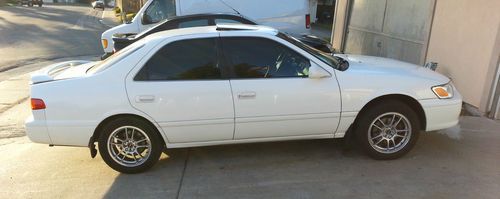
<box><xmin>98</xmin><ymin>117</ymin><xmax>163</xmax><ymax>173</ymax></box>
<box><xmin>354</xmin><ymin>100</ymin><xmax>420</xmax><ymax>160</ymax></box>
<box><xmin>38</xmin><ymin>3</ymin><xmax>42</xmax><ymax>7</ymax></box>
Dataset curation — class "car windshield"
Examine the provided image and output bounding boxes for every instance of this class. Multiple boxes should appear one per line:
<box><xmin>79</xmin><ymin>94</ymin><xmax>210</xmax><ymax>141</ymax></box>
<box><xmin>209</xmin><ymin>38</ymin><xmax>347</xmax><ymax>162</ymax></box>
<box><xmin>277</xmin><ymin>32</ymin><xmax>339</xmax><ymax>69</ymax></box>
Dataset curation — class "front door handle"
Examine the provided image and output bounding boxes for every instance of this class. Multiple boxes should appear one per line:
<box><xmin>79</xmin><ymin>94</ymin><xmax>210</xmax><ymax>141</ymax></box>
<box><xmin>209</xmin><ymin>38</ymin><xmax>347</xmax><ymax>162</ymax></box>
<box><xmin>238</xmin><ymin>92</ymin><xmax>256</xmax><ymax>99</ymax></box>
<box><xmin>136</xmin><ymin>95</ymin><xmax>155</xmax><ymax>103</ymax></box>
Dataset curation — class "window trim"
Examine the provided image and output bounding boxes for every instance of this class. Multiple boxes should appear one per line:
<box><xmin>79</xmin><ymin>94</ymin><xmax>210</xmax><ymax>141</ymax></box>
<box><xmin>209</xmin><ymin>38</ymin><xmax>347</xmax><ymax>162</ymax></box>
<box><xmin>133</xmin><ymin>37</ymin><xmax>228</xmax><ymax>82</ymax></box>
<box><xmin>219</xmin><ymin>36</ymin><xmax>312</xmax><ymax>80</ymax></box>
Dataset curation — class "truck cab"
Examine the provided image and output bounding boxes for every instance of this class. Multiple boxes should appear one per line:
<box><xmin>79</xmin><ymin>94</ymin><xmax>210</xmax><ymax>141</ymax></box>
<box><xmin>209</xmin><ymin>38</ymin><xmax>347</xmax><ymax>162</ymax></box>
<box><xmin>101</xmin><ymin>0</ymin><xmax>311</xmax><ymax>59</ymax></box>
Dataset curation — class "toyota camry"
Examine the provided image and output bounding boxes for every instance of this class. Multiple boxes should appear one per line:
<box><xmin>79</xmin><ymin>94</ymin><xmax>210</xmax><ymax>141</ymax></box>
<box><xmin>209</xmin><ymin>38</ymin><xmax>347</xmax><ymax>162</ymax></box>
<box><xmin>26</xmin><ymin>25</ymin><xmax>462</xmax><ymax>173</ymax></box>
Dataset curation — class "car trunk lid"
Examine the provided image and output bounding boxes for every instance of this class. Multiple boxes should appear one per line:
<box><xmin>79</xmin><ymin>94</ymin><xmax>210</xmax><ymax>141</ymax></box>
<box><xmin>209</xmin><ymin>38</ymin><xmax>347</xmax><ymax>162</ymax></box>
<box><xmin>30</xmin><ymin>60</ymin><xmax>95</xmax><ymax>84</ymax></box>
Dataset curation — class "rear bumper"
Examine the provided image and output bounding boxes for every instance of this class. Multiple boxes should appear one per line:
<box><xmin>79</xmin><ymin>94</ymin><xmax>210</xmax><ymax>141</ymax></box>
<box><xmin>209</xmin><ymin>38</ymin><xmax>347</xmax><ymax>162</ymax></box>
<box><xmin>419</xmin><ymin>93</ymin><xmax>462</xmax><ymax>131</ymax></box>
<box><xmin>25</xmin><ymin>114</ymin><xmax>52</xmax><ymax>144</ymax></box>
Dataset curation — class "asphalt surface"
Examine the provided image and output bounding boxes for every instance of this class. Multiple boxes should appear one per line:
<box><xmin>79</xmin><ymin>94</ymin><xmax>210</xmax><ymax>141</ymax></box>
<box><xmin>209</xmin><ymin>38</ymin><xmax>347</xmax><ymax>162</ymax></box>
<box><xmin>0</xmin><ymin>116</ymin><xmax>499</xmax><ymax>198</ymax></box>
<box><xmin>0</xmin><ymin>4</ymin><xmax>107</xmax><ymax>72</ymax></box>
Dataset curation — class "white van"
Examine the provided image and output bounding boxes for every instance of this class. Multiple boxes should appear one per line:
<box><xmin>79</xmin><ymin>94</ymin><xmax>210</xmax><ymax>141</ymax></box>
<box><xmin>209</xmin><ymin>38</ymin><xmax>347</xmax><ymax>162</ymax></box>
<box><xmin>101</xmin><ymin>0</ymin><xmax>311</xmax><ymax>57</ymax></box>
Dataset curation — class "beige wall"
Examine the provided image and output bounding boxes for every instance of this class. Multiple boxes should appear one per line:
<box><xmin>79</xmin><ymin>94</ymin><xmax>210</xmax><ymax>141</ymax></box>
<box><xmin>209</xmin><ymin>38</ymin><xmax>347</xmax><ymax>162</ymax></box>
<box><xmin>425</xmin><ymin>0</ymin><xmax>500</xmax><ymax>111</ymax></box>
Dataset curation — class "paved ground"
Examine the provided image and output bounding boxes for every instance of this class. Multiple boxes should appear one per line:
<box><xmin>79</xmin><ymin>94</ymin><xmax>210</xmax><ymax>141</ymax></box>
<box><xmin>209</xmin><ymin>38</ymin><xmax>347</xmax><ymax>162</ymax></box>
<box><xmin>0</xmin><ymin>4</ymin><xmax>108</xmax><ymax>71</ymax></box>
<box><xmin>0</xmin><ymin>116</ymin><xmax>499</xmax><ymax>198</ymax></box>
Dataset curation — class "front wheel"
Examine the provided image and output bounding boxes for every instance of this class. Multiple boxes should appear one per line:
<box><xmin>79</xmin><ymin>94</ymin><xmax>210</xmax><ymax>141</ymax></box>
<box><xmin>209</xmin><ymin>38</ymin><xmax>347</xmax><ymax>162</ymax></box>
<box><xmin>98</xmin><ymin>118</ymin><xmax>163</xmax><ymax>173</ymax></box>
<box><xmin>355</xmin><ymin>100</ymin><xmax>420</xmax><ymax>160</ymax></box>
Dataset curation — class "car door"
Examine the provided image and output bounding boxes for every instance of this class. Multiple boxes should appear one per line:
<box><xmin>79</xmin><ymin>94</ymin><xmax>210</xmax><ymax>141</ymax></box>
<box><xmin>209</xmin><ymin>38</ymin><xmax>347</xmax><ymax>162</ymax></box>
<box><xmin>126</xmin><ymin>36</ymin><xmax>235</xmax><ymax>143</ymax></box>
<box><xmin>220</xmin><ymin>35</ymin><xmax>341</xmax><ymax>139</ymax></box>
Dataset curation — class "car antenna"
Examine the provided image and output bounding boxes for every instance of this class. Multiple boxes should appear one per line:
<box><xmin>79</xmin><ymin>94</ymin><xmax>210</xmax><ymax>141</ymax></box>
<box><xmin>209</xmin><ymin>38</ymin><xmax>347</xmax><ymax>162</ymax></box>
<box><xmin>218</xmin><ymin>0</ymin><xmax>241</xmax><ymax>15</ymax></box>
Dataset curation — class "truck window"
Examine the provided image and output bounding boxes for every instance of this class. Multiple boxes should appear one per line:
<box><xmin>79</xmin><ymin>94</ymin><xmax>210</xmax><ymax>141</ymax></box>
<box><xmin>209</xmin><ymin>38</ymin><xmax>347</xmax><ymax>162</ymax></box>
<box><xmin>143</xmin><ymin>0</ymin><xmax>176</xmax><ymax>25</ymax></box>
<box><xmin>178</xmin><ymin>19</ymin><xmax>209</xmax><ymax>28</ymax></box>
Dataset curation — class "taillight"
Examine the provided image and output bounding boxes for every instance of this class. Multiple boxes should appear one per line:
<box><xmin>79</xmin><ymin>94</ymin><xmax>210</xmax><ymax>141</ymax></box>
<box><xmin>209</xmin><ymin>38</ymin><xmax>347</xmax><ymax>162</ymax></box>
<box><xmin>305</xmin><ymin>14</ymin><xmax>311</xmax><ymax>29</ymax></box>
<box><xmin>31</xmin><ymin>98</ymin><xmax>46</xmax><ymax>110</ymax></box>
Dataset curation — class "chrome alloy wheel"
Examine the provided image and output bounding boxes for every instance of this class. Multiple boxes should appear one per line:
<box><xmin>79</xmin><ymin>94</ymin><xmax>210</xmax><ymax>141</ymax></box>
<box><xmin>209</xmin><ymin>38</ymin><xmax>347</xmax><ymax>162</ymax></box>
<box><xmin>367</xmin><ymin>112</ymin><xmax>412</xmax><ymax>154</ymax></box>
<box><xmin>107</xmin><ymin>126</ymin><xmax>152</xmax><ymax>167</ymax></box>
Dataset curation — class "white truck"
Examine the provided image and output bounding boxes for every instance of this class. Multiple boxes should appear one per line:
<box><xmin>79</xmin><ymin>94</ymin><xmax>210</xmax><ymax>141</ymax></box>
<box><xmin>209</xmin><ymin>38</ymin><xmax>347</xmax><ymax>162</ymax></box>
<box><xmin>101</xmin><ymin>0</ymin><xmax>311</xmax><ymax>59</ymax></box>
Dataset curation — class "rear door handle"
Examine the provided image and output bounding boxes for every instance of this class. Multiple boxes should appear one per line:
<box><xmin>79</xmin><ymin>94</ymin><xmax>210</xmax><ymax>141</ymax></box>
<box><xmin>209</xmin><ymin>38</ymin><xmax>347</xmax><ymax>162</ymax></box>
<box><xmin>238</xmin><ymin>92</ymin><xmax>256</xmax><ymax>99</ymax></box>
<box><xmin>136</xmin><ymin>95</ymin><xmax>155</xmax><ymax>103</ymax></box>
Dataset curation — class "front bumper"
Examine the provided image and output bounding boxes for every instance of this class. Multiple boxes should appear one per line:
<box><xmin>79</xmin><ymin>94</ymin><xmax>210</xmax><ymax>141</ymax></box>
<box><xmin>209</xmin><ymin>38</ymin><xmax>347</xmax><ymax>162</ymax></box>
<box><xmin>419</xmin><ymin>92</ymin><xmax>462</xmax><ymax>131</ymax></box>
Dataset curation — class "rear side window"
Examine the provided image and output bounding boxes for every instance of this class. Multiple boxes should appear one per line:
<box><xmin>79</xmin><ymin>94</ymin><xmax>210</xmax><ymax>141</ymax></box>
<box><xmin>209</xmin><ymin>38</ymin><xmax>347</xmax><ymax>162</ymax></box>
<box><xmin>221</xmin><ymin>37</ymin><xmax>310</xmax><ymax>78</ymax></box>
<box><xmin>135</xmin><ymin>38</ymin><xmax>221</xmax><ymax>81</ymax></box>
<box><xmin>178</xmin><ymin>19</ymin><xmax>209</xmax><ymax>28</ymax></box>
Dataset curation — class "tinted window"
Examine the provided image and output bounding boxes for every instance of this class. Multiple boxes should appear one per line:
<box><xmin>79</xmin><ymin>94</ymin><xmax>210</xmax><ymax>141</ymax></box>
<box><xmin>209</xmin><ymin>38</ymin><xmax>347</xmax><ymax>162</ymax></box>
<box><xmin>135</xmin><ymin>38</ymin><xmax>221</xmax><ymax>81</ymax></box>
<box><xmin>278</xmin><ymin>33</ymin><xmax>339</xmax><ymax>69</ymax></box>
<box><xmin>221</xmin><ymin>37</ymin><xmax>310</xmax><ymax>78</ymax></box>
<box><xmin>178</xmin><ymin>19</ymin><xmax>209</xmax><ymax>28</ymax></box>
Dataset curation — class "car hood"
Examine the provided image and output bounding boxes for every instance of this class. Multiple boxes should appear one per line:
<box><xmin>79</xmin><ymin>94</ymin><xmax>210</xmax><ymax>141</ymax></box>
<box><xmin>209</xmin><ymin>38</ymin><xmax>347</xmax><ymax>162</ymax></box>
<box><xmin>335</xmin><ymin>54</ymin><xmax>450</xmax><ymax>84</ymax></box>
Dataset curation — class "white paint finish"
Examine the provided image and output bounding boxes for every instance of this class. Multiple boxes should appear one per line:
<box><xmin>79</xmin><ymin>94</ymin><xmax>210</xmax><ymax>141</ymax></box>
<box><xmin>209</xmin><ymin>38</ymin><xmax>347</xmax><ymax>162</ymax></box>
<box><xmin>26</xmin><ymin>25</ymin><xmax>463</xmax><ymax>150</ymax></box>
<box><xmin>419</xmin><ymin>88</ymin><xmax>462</xmax><ymax>131</ymax></box>
<box><xmin>335</xmin><ymin>112</ymin><xmax>357</xmax><ymax>138</ymax></box>
<box><xmin>24</xmin><ymin>113</ymin><xmax>52</xmax><ymax>144</ymax></box>
<box><xmin>335</xmin><ymin>54</ymin><xmax>450</xmax><ymax>112</ymax></box>
<box><xmin>127</xmin><ymin>80</ymin><xmax>235</xmax><ymax>143</ymax></box>
<box><xmin>27</xmin><ymin>41</ymin><xmax>168</xmax><ymax>146</ymax></box>
<box><xmin>230</xmin><ymin>76</ymin><xmax>341</xmax><ymax>138</ymax></box>
<box><xmin>166</xmin><ymin>133</ymin><xmax>335</xmax><ymax>148</ymax></box>
<box><xmin>158</xmin><ymin>120</ymin><xmax>234</xmax><ymax>143</ymax></box>
<box><xmin>235</xmin><ymin>113</ymin><xmax>340</xmax><ymax>139</ymax></box>
<box><xmin>124</xmin><ymin>33</ymin><xmax>234</xmax><ymax>143</ymax></box>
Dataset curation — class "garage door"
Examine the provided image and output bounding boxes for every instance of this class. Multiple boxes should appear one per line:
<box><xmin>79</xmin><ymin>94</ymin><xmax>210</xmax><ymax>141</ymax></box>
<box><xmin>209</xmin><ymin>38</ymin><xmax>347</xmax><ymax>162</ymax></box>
<box><xmin>344</xmin><ymin>0</ymin><xmax>434</xmax><ymax>64</ymax></box>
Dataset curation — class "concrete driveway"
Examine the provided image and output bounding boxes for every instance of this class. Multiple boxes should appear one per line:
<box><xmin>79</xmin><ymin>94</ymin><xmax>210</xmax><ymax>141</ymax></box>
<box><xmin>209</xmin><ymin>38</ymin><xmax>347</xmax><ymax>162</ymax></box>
<box><xmin>0</xmin><ymin>116</ymin><xmax>499</xmax><ymax>198</ymax></box>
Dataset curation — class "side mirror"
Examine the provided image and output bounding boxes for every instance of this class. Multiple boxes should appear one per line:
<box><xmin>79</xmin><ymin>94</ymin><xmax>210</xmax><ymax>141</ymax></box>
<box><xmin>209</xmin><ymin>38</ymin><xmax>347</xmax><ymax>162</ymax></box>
<box><xmin>308</xmin><ymin>63</ymin><xmax>331</xmax><ymax>79</ymax></box>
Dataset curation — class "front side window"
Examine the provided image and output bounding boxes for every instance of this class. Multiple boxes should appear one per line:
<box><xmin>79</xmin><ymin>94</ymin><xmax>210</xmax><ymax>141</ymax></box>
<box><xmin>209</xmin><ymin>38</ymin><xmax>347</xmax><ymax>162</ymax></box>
<box><xmin>143</xmin><ymin>0</ymin><xmax>176</xmax><ymax>24</ymax></box>
<box><xmin>135</xmin><ymin>38</ymin><xmax>221</xmax><ymax>81</ymax></box>
<box><xmin>221</xmin><ymin>37</ymin><xmax>310</xmax><ymax>78</ymax></box>
<box><xmin>277</xmin><ymin>32</ymin><xmax>339</xmax><ymax>69</ymax></box>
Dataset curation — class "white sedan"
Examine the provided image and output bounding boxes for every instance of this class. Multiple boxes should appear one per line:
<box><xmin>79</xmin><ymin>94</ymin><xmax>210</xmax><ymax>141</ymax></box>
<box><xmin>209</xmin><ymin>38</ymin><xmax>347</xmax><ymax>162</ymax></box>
<box><xmin>26</xmin><ymin>25</ymin><xmax>462</xmax><ymax>173</ymax></box>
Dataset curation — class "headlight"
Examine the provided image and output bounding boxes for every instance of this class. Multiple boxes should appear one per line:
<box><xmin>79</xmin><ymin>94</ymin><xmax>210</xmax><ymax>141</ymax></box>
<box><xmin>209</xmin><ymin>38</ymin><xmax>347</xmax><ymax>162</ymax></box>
<box><xmin>432</xmin><ymin>83</ymin><xmax>454</xmax><ymax>99</ymax></box>
<box><xmin>102</xmin><ymin>39</ymin><xmax>108</xmax><ymax>49</ymax></box>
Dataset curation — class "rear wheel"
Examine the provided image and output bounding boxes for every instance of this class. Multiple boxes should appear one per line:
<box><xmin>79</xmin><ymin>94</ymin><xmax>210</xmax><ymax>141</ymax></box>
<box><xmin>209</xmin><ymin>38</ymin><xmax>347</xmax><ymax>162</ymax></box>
<box><xmin>98</xmin><ymin>118</ymin><xmax>162</xmax><ymax>173</ymax></box>
<box><xmin>355</xmin><ymin>100</ymin><xmax>420</xmax><ymax>159</ymax></box>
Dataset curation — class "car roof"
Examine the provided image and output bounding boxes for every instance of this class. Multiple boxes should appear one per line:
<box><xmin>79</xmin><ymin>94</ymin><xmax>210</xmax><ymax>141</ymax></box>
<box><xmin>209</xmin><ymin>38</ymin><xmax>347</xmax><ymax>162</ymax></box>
<box><xmin>145</xmin><ymin>24</ymin><xmax>279</xmax><ymax>41</ymax></box>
